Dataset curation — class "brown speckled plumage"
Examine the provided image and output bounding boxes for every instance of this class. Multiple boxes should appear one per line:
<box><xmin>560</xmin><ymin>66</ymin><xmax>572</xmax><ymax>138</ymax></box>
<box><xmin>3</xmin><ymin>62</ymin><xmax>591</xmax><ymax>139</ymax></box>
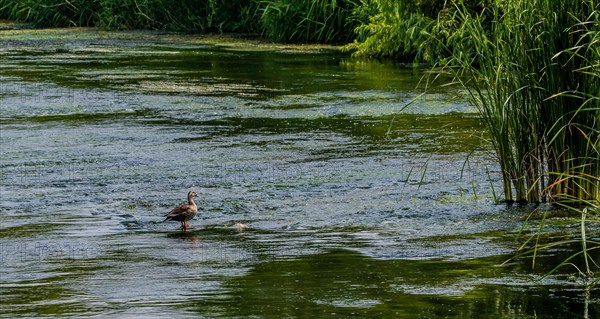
<box><xmin>164</xmin><ymin>191</ymin><xmax>198</xmax><ymax>231</ymax></box>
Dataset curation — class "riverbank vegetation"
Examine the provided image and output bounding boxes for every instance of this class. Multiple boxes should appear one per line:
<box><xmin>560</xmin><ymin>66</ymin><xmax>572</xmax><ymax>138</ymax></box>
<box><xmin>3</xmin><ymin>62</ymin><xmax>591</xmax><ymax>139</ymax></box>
<box><xmin>0</xmin><ymin>0</ymin><xmax>484</xmax><ymax>48</ymax></box>
<box><xmin>0</xmin><ymin>0</ymin><xmax>362</xmax><ymax>43</ymax></box>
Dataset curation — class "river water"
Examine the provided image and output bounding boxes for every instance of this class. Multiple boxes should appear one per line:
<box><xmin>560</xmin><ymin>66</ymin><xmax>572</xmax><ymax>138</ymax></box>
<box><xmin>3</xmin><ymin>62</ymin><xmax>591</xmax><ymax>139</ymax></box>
<box><xmin>0</xmin><ymin>29</ymin><xmax>597</xmax><ymax>318</ymax></box>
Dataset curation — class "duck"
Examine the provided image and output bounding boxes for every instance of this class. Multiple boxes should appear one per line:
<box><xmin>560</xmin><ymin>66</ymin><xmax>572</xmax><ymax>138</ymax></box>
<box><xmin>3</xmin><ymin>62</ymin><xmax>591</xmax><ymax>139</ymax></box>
<box><xmin>164</xmin><ymin>191</ymin><xmax>198</xmax><ymax>231</ymax></box>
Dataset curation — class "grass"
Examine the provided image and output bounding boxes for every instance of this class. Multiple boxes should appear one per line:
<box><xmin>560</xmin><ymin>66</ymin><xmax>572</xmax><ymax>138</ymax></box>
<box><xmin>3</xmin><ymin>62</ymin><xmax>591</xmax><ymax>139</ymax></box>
<box><xmin>444</xmin><ymin>0</ymin><xmax>599</xmax><ymax>204</ymax></box>
<box><xmin>0</xmin><ymin>0</ymin><xmax>259</xmax><ymax>31</ymax></box>
<box><xmin>257</xmin><ymin>0</ymin><xmax>361</xmax><ymax>43</ymax></box>
<box><xmin>442</xmin><ymin>0</ymin><xmax>599</xmax><ymax>278</ymax></box>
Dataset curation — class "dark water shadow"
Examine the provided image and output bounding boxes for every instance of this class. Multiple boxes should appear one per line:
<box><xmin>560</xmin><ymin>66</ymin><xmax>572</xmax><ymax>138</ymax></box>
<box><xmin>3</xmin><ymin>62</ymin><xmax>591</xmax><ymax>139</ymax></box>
<box><xmin>166</xmin><ymin>230</ymin><xmax>201</xmax><ymax>240</ymax></box>
<box><xmin>179</xmin><ymin>248</ymin><xmax>598</xmax><ymax>318</ymax></box>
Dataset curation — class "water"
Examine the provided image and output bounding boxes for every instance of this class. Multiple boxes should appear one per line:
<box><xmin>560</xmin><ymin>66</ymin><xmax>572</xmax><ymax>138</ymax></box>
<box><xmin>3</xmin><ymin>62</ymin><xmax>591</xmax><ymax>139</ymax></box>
<box><xmin>1</xmin><ymin>29</ymin><xmax>598</xmax><ymax>318</ymax></box>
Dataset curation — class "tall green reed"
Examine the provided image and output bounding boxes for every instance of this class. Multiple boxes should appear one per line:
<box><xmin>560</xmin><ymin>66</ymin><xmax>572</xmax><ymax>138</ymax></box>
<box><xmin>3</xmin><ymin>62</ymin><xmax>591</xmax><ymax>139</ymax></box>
<box><xmin>445</xmin><ymin>0</ymin><xmax>599</xmax><ymax>204</ymax></box>
<box><xmin>443</xmin><ymin>0</ymin><xmax>599</xmax><ymax>277</ymax></box>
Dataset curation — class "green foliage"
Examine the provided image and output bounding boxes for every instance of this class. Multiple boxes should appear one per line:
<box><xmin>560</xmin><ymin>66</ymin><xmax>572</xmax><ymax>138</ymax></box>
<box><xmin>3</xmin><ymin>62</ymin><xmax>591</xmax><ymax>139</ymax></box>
<box><xmin>343</xmin><ymin>0</ymin><xmax>491</xmax><ymax>63</ymax></box>
<box><xmin>256</xmin><ymin>0</ymin><xmax>363</xmax><ymax>43</ymax></box>
<box><xmin>0</xmin><ymin>0</ymin><xmax>258</xmax><ymax>32</ymax></box>
<box><xmin>0</xmin><ymin>0</ymin><xmax>97</xmax><ymax>27</ymax></box>
<box><xmin>0</xmin><ymin>0</ymin><xmax>363</xmax><ymax>43</ymax></box>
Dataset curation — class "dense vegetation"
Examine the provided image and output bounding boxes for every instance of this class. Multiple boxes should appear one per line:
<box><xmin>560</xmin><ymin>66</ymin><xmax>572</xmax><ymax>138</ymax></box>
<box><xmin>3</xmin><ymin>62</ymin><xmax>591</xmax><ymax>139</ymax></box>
<box><xmin>0</xmin><ymin>0</ymin><xmax>484</xmax><ymax>49</ymax></box>
<box><xmin>0</xmin><ymin>0</ymin><xmax>361</xmax><ymax>43</ymax></box>
<box><xmin>0</xmin><ymin>0</ymin><xmax>487</xmax><ymax>61</ymax></box>
<box><xmin>342</xmin><ymin>0</ymin><xmax>491</xmax><ymax>63</ymax></box>
<box><xmin>0</xmin><ymin>0</ymin><xmax>256</xmax><ymax>32</ymax></box>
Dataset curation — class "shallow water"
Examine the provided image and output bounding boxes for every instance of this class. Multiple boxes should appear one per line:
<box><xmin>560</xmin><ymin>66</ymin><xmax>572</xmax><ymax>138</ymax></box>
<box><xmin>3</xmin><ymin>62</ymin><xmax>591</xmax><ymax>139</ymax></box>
<box><xmin>0</xmin><ymin>29</ymin><xmax>598</xmax><ymax>318</ymax></box>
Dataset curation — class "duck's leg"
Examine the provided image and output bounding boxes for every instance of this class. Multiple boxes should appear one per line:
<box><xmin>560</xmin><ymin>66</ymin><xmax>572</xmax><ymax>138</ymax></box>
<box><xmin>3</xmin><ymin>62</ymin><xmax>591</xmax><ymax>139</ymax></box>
<box><xmin>181</xmin><ymin>221</ymin><xmax>187</xmax><ymax>231</ymax></box>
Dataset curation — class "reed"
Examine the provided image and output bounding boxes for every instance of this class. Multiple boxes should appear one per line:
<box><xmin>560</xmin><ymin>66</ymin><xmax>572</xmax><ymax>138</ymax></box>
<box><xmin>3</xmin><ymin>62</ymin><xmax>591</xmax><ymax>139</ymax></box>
<box><xmin>445</xmin><ymin>0</ymin><xmax>599</xmax><ymax>204</ymax></box>
<box><xmin>442</xmin><ymin>0</ymin><xmax>599</xmax><ymax>278</ymax></box>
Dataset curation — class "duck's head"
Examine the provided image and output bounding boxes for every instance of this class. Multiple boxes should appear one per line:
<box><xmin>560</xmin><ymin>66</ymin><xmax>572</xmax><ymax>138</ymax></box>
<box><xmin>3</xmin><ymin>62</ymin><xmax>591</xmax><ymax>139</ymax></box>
<box><xmin>188</xmin><ymin>191</ymin><xmax>198</xmax><ymax>198</ymax></box>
